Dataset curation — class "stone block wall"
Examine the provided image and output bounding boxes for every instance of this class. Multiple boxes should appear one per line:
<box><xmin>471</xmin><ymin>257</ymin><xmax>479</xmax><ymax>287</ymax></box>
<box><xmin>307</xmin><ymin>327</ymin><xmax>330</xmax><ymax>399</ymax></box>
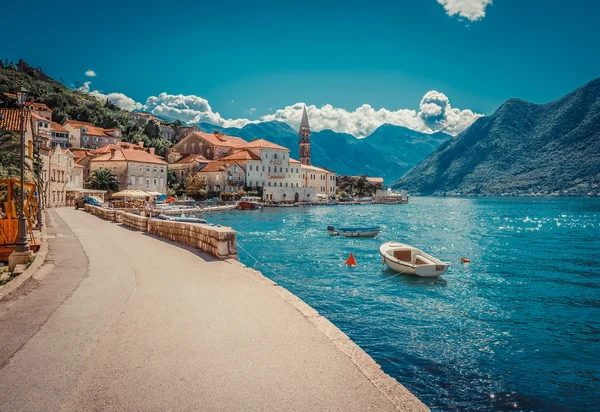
<box><xmin>121</xmin><ymin>213</ymin><xmax>149</xmax><ymax>232</ymax></box>
<box><xmin>82</xmin><ymin>207</ymin><xmax>238</xmax><ymax>260</ymax></box>
<box><xmin>147</xmin><ymin>219</ymin><xmax>237</xmax><ymax>260</ymax></box>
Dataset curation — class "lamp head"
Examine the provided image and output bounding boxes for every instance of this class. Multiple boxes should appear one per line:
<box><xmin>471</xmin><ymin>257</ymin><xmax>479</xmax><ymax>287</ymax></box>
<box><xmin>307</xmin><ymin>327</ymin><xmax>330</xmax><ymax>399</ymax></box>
<box><xmin>15</xmin><ymin>86</ymin><xmax>28</xmax><ymax>106</ymax></box>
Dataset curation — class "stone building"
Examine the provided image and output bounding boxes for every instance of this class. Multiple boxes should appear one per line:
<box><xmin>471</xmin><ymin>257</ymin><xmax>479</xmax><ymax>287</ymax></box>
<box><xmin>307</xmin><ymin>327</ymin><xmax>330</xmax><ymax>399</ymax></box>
<box><xmin>168</xmin><ymin>154</ymin><xmax>209</xmax><ymax>183</ymax></box>
<box><xmin>169</xmin><ymin>131</ymin><xmax>247</xmax><ymax>161</ymax></box>
<box><xmin>63</xmin><ymin>120</ymin><xmax>121</xmax><ymax>149</ymax></box>
<box><xmin>44</xmin><ymin>148</ymin><xmax>75</xmax><ymax>207</ymax></box>
<box><xmin>197</xmin><ymin>161</ymin><xmax>246</xmax><ymax>193</ymax></box>
<box><xmin>90</xmin><ymin>142</ymin><xmax>168</xmax><ymax>193</ymax></box>
<box><xmin>25</xmin><ymin>102</ymin><xmax>53</xmax><ymax>121</ymax></box>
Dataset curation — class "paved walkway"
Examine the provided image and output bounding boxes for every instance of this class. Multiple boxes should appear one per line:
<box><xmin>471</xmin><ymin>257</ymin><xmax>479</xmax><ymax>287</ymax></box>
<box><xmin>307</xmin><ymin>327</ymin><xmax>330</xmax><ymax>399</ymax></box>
<box><xmin>0</xmin><ymin>208</ymin><xmax>427</xmax><ymax>412</ymax></box>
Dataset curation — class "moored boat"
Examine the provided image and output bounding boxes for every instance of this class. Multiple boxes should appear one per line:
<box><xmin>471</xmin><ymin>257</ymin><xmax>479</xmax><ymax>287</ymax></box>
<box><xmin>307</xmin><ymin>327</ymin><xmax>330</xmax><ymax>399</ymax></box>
<box><xmin>327</xmin><ymin>225</ymin><xmax>381</xmax><ymax>238</ymax></box>
<box><xmin>379</xmin><ymin>241</ymin><xmax>449</xmax><ymax>277</ymax></box>
<box><xmin>238</xmin><ymin>196</ymin><xmax>262</xmax><ymax>210</ymax></box>
<box><xmin>157</xmin><ymin>214</ymin><xmax>207</xmax><ymax>224</ymax></box>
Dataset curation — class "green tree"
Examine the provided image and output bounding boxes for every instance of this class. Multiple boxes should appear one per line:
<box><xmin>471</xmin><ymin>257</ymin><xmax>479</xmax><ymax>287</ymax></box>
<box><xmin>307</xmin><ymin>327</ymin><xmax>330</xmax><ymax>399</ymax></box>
<box><xmin>185</xmin><ymin>173</ymin><xmax>207</xmax><ymax>199</ymax></box>
<box><xmin>85</xmin><ymin>168</ymin><xmax>119</xmax><ymax>192</ymax></box>
<box><xmin>337</xmin><ymin>175</ymin><xmax>355</xmax><ymax>195</ymax></box>
<box><xmin>355</xmin><ymin>175</ymin><xmax>368</xmax><ymax>196</ymax></box>
<box><xmin>0</xmin><ymin>129</ymin><xmax>20</xmax><ymax>179</ymax></box>
<box><xmin>167</xmin><ymin>168</ymin><xmax>177</xmax><ymax>189</ymax></box>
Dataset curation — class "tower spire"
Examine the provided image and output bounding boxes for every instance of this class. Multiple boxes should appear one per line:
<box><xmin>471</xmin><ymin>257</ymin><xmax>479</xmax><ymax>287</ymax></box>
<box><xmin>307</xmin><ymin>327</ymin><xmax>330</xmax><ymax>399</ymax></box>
<box><xmin>299</xmin><ymin>105</ymin><xmax>311</xmax><ymax>165</ymax></box>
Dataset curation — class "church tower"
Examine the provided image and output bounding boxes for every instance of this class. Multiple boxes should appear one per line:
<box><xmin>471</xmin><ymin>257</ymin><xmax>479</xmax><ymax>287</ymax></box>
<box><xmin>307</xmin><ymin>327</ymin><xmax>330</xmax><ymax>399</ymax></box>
<box><xmin>299</xmin><ymin>105</ymin><xmax>311</xmax><ymax>165</ymax></box>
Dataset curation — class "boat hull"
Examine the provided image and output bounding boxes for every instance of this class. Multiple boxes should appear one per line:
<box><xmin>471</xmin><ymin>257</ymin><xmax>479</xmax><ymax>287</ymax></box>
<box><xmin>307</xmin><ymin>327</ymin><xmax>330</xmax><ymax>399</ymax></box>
<box><xmin>328</xmin><ymin>226</ymin><xmax>381</xmax><ymax>238</ymax></box>
<box><xmin>379</xmin><ymin>241</ymin><xmax>449</xmax><ymax>278</ymax></box>
<box><xmin>238</xmin><ymin>201</ymin><xmax>261</xmax><ymax>210</ymax></box>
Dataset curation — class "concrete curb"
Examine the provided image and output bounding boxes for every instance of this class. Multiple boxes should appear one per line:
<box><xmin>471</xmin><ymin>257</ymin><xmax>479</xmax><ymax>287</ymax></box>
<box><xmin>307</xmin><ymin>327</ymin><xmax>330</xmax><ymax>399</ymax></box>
<box><xmin>0</xmin><ymin>212</ymin><xmax>50</xmax><ymax>302</ymax></box>
<box><xmin>224</xmin><ymin>259</ymin><xmax>430</xmax><ymax>412</ymax></box>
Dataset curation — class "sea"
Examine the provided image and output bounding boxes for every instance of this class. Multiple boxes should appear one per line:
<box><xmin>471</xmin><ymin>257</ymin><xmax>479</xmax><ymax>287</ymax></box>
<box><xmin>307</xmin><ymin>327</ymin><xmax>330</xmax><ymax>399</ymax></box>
<box><xmin>208</xmin><ymin>197</ymin><xmax>600</xmax><ymax>411</ymax></box>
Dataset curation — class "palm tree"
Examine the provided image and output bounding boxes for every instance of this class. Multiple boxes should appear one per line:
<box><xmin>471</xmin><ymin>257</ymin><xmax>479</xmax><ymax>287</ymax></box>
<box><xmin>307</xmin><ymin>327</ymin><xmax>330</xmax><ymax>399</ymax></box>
<box><xmin>355</xmin><ymin>175</ymin><xmax>368</xmax><ymax>196</ymax></box>
<box><xmin>337</xmin><ymin>175</ymin><xmax>354</xmax><ymax>195</ymax></box>
<box><xmin>85</xmin><ymin>168</ymin><xmax>120</xmax><ymax>192</ymax></box>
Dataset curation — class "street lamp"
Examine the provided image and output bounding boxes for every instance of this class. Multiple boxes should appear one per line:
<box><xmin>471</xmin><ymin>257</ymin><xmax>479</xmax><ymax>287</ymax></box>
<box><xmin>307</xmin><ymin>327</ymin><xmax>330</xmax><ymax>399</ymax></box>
<box><xmin>14</xmin><ymin>87</ymin><xmax>30</xmax><ymax>253</ymax></box>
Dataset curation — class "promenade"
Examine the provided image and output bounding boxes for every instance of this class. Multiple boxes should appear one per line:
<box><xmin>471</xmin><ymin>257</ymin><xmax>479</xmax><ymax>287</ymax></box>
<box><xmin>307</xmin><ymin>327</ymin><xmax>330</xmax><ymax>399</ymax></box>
<box><xmin>0</xmin><ymin>208</ymin><xmax>427</xmax><ymax>412</ymax></box>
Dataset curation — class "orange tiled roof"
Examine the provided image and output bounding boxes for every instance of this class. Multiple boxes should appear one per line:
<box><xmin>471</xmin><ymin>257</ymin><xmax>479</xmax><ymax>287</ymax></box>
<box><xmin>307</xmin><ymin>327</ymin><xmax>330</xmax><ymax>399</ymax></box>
<box><xmin>93</xmin><ymin>142</ymin><xmax>140</xmax><ymax>153</ymax></box>
<box><xmin>301</xmin><ymin>164</ymin><xmax>333</xmax><ymax>173</ymax></box>
<box><xmin>91</xmin><ymin>145</ymin><xmax>168</xmax><ymax>165</ymax></box>
<box><xmin>0</xmin><ymin>108</ymin><xmax>31</xmax><ymax>131</ymax></box>
<box><xmin>289</xmin><ymin>158</ymin><xmax>301</xmax><ymax>164</ymax></box>
<box><xmin>175</xmin><ymin>154</ymin><xmax>207</xmax><ymax>164</ymax></box>
<box><xmin>26</xmin><ymin>102</ymin><xmax>52</xmax><ymax>112</ymax></box>
<box><xmin>74</xmin><ymin>163</ymin><xmax>85</xmax><ymax>168</ymax></box>
<box><xmin>64</xmin><ymin>120</ymin><xmax>107</xmax><ymax>137</ymax></box>
<box><xmin>185</xmin><ymin>131</ymin><xmax>248</xmax><ymax>148</ymax></box>
<box><xmin>50</xmin><ymin>122</ymin><xmax>68</xmax><ymax>132</ymax></box>
<box><xmin>30</xmin><ymin>112</ymin><xmax>47</xmax><ymax>122</ymax></box>
<box><xmin>239</xmin><ymin>139</ymin><xmax>289</xmax><ymax>151</ymax></box>
<box><xmin>221</xmin><ymin>149</ymin><xmax>261</xmax><ymax>161</ymax></box>
<box><xmin>199</xmin><ymin>162</ymin><xmax>231</xmax><ymax>172</ymax></box>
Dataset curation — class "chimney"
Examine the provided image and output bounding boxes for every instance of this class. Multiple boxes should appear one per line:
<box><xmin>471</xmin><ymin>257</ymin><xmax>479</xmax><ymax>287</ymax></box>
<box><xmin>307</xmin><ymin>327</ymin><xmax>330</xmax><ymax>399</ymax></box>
<box><xmin>149</xmin><ymin>147</ymin><xmax>155</xmax><ymax>156</ymax></box>
<box><xmin>138</xmin><ymin>141</ymin><xmax>144</xmax><ymax>148</ymax></box>
<box><xmin>110</xmin><ymin>147</ymin><xmax>116</xmax><ymax>158</ymax></box>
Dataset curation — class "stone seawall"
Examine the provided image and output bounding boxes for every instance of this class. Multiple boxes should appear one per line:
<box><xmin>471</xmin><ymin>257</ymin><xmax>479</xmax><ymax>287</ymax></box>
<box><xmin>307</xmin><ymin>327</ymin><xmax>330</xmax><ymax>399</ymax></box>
<box><xmin>121</xmin><ymin>213</ymin><xmax>149</xmax><ymax>232</ymax></box>
<box><xmin>148</xmin><ymin>219</ymin><xmax>237</xmax><ymax>260</ymax></box>
<box><xmin>82</xmin><ymin>205</ymin><xmax>237</xmax><ymax>260</ymax></box>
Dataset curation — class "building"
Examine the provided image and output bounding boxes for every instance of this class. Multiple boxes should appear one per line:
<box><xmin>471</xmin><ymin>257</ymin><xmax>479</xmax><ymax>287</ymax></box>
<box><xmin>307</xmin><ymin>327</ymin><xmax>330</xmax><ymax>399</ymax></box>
<box><xmin>169</xmin><ymin>131</ymin><xmax>247</xmax><ymax>160</ymax></box>
<box><xmin>0</xmin><ymin>108</ymin><xmax>34</xmax><ymax>146</ymax></box>
<box><xmin>168</xmin><ymin>154</ymin><xmax>209</xmax><ymax>183</ymax></box>
<box><xmin>160</xmin><ymin>124</ymin><xmax>176</xmax><ymax>141</ymax></box>
<box><xmin>49</xmin><ymin>122</ymin><xmax>69</xmax><ymax>148</ymax></box>
<box><xmin>71</xmin><ymin>148</ymin><xmax>96</xmax><ymax>181</ymax></box>
<box><xmin>44</xmin><ymin>148</ymin><xmax>75</xmax><ymax>207</ymax></box>
<box><xmin>197</xmin><ymin>161</ymin><xmax>246</xmax><ymax>193</ymax></box>
<box><xmin>25</xmin><ymin>102</ymin><xmax>53</xmax><ymax>121</ymax></box>
<box><xmin>63</xmin><ymin>120</ymin><xmax>121</xmax><ymax>149</ymax></box>
<box><xmin>90</xmin><ymin>142</ymin><xmax>168</xmax><ymax>193</ymax></box>
<box><xmin>299</xmin><ymin>106</ymin><xmax>311</xmax><ymax>165</ymax></box>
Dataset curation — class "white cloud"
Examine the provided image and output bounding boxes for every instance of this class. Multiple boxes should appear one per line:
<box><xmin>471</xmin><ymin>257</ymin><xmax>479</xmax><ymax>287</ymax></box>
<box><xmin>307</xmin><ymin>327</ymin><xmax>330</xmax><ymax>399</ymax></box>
<box><xmin>261</xmin><ymin>92</ymin><xmax>481</xmax><ymax>137</ymax></box>
<box><xmin>76</xmin><ymin>81</ymin><xmax>143</xmax><ymax>112</ymax></box>
<box><xmin>249</xmin><ymin>108</ymin><xmax>256</xmax><ymax>112</ymax></box>
<box><xmin>76</xmin><ymin>84</ymin><xmax>480</xmax><ymax>137</ymax></box>
<box><xmin>437</xmin><ymin>0</ymin><xmax>492</xmax><ymax>21</ymax></box>
<box><xmin>85</xmin><ymin>69</ymin><xmax>97</xmax><ymax>77</ymax></box>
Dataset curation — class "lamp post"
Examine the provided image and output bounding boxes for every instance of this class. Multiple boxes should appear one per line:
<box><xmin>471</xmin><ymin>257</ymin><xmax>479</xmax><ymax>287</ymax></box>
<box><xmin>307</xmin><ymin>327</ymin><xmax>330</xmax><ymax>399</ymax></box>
<box><xmin>15</xmin><ymin>87</ymin><xmax>30</xmax><ymax>253</ymax></box>
<box><xmin>35</xmin><ymin>135</ymin><xmax>44</xmax><ymax>229</ymax></box>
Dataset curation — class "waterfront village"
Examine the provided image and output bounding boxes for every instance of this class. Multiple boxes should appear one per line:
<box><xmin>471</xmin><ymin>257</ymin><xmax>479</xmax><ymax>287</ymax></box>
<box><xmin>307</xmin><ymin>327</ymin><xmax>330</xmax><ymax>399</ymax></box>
<box><xmin>0</xmin><ymin>93</ymin><xmax>406</xmax><ymax>210</ymax></box>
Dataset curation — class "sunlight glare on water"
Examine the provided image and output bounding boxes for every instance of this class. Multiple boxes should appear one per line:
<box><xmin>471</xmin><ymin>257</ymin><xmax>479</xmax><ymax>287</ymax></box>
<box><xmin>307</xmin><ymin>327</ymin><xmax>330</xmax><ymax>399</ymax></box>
<box><xmin>209</xmin><ymin>197</ymin><xmax>600</xmax><ymax>411</ymax></box>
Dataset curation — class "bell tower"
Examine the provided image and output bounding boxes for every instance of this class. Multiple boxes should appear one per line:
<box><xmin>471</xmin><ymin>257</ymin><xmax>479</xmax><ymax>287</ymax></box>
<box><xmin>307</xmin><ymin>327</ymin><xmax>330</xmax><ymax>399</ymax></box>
<box><xmin>299</xmin><ymin>105</ymin><xmax>311</xmax><ymax>165</ymax></box>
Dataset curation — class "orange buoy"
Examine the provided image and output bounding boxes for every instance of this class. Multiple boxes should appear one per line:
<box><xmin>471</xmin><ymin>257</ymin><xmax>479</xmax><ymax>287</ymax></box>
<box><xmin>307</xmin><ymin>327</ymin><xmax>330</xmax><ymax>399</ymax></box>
<box><xmin>346</xmin><ymin>252</ymin><xmax>357</xmax><ymax>266</ymax></box>
<box><xmin>461</xmin><ymin>257</ymin><xmax>470</xmax><ymax>263</ymax></box>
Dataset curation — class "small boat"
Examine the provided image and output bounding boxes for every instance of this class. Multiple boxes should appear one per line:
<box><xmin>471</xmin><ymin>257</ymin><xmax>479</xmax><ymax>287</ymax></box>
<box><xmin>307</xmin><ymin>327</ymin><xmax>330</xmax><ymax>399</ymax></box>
<box><xmin>327</xmin><ymin>225</ymin><xmax>381</xmax><ymax>238</ymax></box>
<box><xmin>157</xmin><ymin>214</ymin><xmax>207</xmax><ymax>224</ymax></box>
<box><xmin>238</xmin><ymin>196</ymin><xmax>262</xmax><ymax>210</ymax></box>
<box><xmin>379</xmin><ymin>241</ymin><xmax>450</xmax><ymax>278</ymax></box>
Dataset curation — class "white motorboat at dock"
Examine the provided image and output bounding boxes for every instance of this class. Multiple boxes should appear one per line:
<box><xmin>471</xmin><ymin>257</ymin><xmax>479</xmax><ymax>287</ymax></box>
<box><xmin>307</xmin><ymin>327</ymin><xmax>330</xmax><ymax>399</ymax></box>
<box><xmin>379</xmin><ymin>241</ymin><xmax>449</xmax><ymax>277</ymax></box>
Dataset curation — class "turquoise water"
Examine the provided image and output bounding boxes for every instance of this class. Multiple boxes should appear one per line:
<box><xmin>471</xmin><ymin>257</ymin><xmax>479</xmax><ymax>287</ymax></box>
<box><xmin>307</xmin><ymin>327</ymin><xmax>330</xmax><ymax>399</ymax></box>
<box><xmin>208</xmin><ymin>198</ymin><xmax>600</xmax><ymax>411</ymax></box>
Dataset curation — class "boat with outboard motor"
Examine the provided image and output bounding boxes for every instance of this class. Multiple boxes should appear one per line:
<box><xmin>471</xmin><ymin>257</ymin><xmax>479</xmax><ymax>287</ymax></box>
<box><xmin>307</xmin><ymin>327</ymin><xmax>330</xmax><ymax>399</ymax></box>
<box><xmin>379</xmin><ymin>241</ymin><xmax>449</xmax><ymax>277</ymax></box>
<box><xmin>327</xmin><ymin>225</ymin><xmax>381</xmax><ymax>238</ymax></box>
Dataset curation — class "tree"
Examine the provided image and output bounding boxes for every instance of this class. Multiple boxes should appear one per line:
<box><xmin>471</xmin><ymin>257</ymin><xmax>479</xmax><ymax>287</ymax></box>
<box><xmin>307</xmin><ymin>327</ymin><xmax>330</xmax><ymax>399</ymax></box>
<box><xmin>144</xmin><ymin>120</ymin><xmax>161</xmax><ymax>140</ymax></box>
<box><xmin>337</xmin><ymin>175</ymin><xmax>355</xmax><ymax>195</ymax></box>
<box><xmin>185</xmin><ymin>173</ymin><xmax>207</xmax><ymax>199</ymax></box>
<box><xmin>355</xmin><ymin>175</ymin><xmax>368</xmax><ymax>196</ymax></box>
<box><xmin>0</xmin><ymin>129</ymin><xmax>20</xmax><ymax>179</ymax></box>
<box><xmin>85</xmin><ymin>168</ymin><xmax>119</xmax><ymax>192</ymax></box>
<box><xmin>167</xmin><ymin>168</ymin><xmax>177</xmax><ymax>189</ymax></box>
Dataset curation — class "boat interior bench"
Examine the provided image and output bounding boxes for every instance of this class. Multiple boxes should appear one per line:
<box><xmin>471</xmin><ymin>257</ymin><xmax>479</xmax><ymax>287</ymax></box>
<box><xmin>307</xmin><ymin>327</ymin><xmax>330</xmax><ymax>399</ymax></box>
<box><xmin>392</xmin><ymin>250</ymin><xmax>434</xmax><ymax>266</ymax></box>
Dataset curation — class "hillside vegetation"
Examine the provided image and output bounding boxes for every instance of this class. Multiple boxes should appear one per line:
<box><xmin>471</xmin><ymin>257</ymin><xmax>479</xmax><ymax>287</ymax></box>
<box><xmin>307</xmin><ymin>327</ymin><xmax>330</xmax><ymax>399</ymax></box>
<box><xmin>0</xmin><ymin>65</ymin><xmax>170</xmax><ymax>155</ymax></box>
<box><xmin>394</xmin><ymin>78</ymin><xmax>600</xmax><ymax>196</ymax></box>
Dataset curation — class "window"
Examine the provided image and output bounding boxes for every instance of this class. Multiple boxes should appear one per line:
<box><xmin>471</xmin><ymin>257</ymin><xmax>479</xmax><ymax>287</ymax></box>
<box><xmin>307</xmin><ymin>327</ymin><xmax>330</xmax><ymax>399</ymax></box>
<box><xmin>130</xmin><ymin>176</ymin><xmax>136</xmax><ymax>186</ymax></box>
<box><xmin>286</xmin><ymin>168</ymin><xmax>288</xmax><ymax>173</ymax></box>
<box><xmin>180</xmin><ymin>170</ymin><xmax>184</xmax><ymax>178</ymax></box>
<box><xmin>279</xmin><ymin>182</ymin><xmax>282</xmax><ymax>187</ymax></box>
<box><xmin>93</xmin><ymin>137</ymin><xmax>98</xmax><ymax>142</ymax></box>
<box><xmin>146</xmin><ymin>178</ymin><xmax>150</xmax><ymax>189</ymax></box>
<box><xmin>262</xmin><ymin>166</ymin><xmax>265</xmax><ymax>172</ymax></box>
<box><xmin>249</xmin><ymin>165</ymin><xmax>252</xmax><ymax>171</ymax></box>
<box><xmin>147</xmin><ymin>167</ymin><xmax>150</xmax><ymax>172</ymax></box>
<box><xmin>139</xmin><ymin>167</ymin><xmax>143</xmax><ymax>172</ymax></box>
<box><xmin>268</xmin><ymin>182</ymin><xmax>271</xmax><ymax>186</ymax></box>
<box><xmin>139</xmin><ymin>176</ymin><xmax>143</xmax><ymax>184</ymax></box>
<box><xmin>268</xmin><ymin>167</ymin><xmax>271</xmax><ymax>172</ymax></box>
<box><xmin>154</xmin><ymin>167</ymin><xmax>157</xmax><ymax>173</ymax></box>
<box><xmin>83</xmin><ymin>136</ymin><xmax>88</xmax><ymax>141</ymax></box>
<box><xmin>280</xmin><ymin>167</ymin><xmax>283</xmax><ymax>172</ymax></box>
<box><xmin>274</xmin><ymin>153</ymin><xmax>278</xmax><ymax>159</ymax></box>
<box><xmin>160</xmin><ymin>168</ymin><xmax>164</xmax><ymax>173</ymax></box>
<box><xmin>153</xmin><ymin>178</ymin><xmax>158</xmax><ymax>186</ymax></box>
<box><xmin>285</xmin><ymin>183</ymin><xmax>288</xmax><ymax>187</ymax></box>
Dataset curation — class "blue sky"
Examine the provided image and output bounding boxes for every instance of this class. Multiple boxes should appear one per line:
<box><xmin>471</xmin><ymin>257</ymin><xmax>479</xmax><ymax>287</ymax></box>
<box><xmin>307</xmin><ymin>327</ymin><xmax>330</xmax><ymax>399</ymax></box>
<box><xmin>2</xmin><ymin>0</ymin><xmax>599</xmax><ymax>136</ymax></box>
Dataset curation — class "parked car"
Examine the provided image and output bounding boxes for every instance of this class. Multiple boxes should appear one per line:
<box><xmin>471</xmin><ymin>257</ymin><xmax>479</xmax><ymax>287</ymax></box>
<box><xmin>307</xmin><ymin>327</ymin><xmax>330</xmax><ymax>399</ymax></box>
<box><xmin>74</xmin><ymin>196</ymin><xmax>103</xmax><ymax>210</ymax></box>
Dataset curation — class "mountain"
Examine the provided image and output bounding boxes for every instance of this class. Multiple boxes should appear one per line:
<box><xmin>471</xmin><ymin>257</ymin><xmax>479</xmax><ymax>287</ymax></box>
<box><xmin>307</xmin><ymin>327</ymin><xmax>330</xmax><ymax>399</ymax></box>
<box><xmin>197</xmin><ymin>121</ymin><xmax>451</xmax><ymax>182</ymax></box>
<box><xmin>393</xmin><ymin>78</ymin><xmax>600</xmax><ymax>196</ymax></box>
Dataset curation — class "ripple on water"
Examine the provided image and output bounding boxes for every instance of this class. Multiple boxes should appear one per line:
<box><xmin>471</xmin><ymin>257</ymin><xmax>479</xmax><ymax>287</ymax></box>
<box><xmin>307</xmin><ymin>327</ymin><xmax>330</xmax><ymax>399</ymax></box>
<box><xmin>209</xmin><ymin>198</ymin><xmax>600</xmax><ymax>411</ymax></box>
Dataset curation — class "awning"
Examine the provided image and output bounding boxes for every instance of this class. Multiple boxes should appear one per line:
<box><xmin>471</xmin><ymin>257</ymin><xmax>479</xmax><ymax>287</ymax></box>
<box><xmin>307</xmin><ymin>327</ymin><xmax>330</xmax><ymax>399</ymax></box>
<box><xmin>110</xmin><ymin>190</ymin><xmax>150</xmax><ymax>198</ymax></box>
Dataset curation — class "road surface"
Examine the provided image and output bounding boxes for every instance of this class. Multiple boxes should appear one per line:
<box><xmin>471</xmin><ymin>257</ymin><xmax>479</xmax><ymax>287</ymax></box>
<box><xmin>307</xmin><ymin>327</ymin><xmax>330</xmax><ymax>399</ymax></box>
<box><xmin>0</xmin><ymin>208</ymin><xmax>426</xmax><ymax>412</ymax></box>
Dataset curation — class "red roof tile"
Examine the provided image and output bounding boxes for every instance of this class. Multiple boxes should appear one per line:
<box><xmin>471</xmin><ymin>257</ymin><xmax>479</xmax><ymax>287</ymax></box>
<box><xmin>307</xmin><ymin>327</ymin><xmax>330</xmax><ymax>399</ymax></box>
<box><xmin>50</xmin><ymin>122</ymin><xmax>68</xmax><ymax>132</ymax></box>
<box><xmin>26</xmin><ymin>102</ymin><xmax>52</xmax><ymax>112</ymax></box>
<box><xmin>91</xmin><ymin>145</ymin><xmax>168</xmax><ymax>165</ymax></box>
<box><xmin>239</xmin><ymin>139</ymin><xmax>289</xmax><ymax>151</ymax></box>
<box><xmin>221</xmin><ymin>149</ymin><xmax>261</xmax><ymax>161</ymax></box>
<box><xmin>175</xmin><ymin>154</ymin><xmax>208</xmax><ymax>164</ymax></box>
<box><xmin>0</xmin><ymin>108</ymin><xmax>31</xmax><ymax>132</ymax></box>
<box><xmin>184</xmin><ymin>132</ymin><xmax>248</xmax><ymax>148</ymax></box>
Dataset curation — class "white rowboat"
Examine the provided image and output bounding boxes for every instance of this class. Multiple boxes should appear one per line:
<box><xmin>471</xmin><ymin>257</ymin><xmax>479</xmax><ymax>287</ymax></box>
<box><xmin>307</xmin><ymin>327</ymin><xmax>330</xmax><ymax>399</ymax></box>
<box><xmin>379</xmin><ymin>241</ymin><xmax>450</xmax><ymax>278</ymax></box>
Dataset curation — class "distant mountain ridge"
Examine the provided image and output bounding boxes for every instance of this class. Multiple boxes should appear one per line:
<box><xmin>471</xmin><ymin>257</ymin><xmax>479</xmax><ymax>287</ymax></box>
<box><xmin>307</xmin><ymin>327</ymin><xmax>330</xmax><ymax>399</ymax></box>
<box><xmin>196</xmin><ymin>121</ymin><xmax>451</xmax><ymax>183</ymax></box>
<box><xmin>393</xmin><ymin>78</ymin><xmax>600</xmax><ymax>196</ymax></box>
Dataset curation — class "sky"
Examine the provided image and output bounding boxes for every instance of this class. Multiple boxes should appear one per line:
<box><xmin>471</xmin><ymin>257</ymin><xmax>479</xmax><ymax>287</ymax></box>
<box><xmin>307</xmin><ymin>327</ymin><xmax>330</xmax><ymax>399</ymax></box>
<box><xmin>2</xmin><ymin>0</ymin><xmax>600</xmax><ymax>137</ymax></box>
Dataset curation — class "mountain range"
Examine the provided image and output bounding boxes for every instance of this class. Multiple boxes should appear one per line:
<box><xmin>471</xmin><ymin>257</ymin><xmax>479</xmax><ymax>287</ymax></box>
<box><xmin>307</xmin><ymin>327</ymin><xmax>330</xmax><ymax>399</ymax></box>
<box><xmin>393</xmin><ymin>78</ymin><xmax>600</xmax><ymax>196</ymax></box>
<box><xmin>196</xmin><ymin>121</ymin><xmax>450</xmax><ymax>182</ymax></box>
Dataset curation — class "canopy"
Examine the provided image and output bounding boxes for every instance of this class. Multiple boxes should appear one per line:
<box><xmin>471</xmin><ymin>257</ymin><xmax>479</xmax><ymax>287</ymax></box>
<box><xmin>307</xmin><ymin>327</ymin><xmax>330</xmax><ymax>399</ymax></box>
<box><xmin>146</xmin><ymin>191</ymin><xmax>163</xmax><ymax>196</ymax></box>
<box><xmin>110</xmin><ymin>190</ymin><xmax>150</xmax><ymax>199</ymax></box>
